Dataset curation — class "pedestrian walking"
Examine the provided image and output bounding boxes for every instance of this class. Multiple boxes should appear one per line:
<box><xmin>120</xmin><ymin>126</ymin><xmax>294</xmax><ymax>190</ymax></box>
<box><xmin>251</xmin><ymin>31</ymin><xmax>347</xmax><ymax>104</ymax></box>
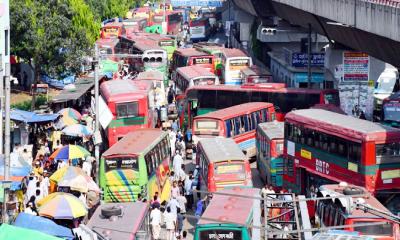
<box><xmin>173</xmin><ymin>153</ymin><xmax>183</xmax><ymax>174</ymax></box>
<box><xmin>184</xmin><ymin>173</ymin><xmax>194</xmax><ymax>210</ymax></box>
<box><xmin>150</xmin><ymin>205</ymin><xmax>162</xmax><ymax>240</ymax></box>
<box><xmin>176</xmin><ymin>193</ymin><xmax>187</xmax><ymax>215</ymax></box>
<box><xmin>167</xmin><ymin>195</ymin><xmax>179</xmax><ymax>216</ymax></box>
<box><xmin>176</xmin><ymin>208</ymin><xmax>185</xmax><ymax>236</ymax></box>
<box><xmin>164</xmin><ymin>207</ymin><xmax>176</xmax><ymax>240</ymax></box>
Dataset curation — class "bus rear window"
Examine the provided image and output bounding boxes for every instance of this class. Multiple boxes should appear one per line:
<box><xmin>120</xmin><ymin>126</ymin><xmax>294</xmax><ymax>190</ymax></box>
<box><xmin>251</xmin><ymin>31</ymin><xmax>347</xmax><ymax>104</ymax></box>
<box><xmin>215</xmin><ymin>163</ymin><xmax>244</xmax><ymax>175</ymax></box>
<box><xmin>117</xmin><ymin>102</ymin><xmax>138</xmax><ymax>119</ymax></box>
<box><xmin>353</xmin><ymin>221</ymin><xmax>393</xmax><ymax>236</ymax></box>
<box><xmin>196</xmin><ymin>120</ymin><xmax>218</xmax><ymax>130</ymax></box>
<box><xmin>193</xmin><ymin>78</ymin><xmax>216</xmax><ymax>86</ymax></box>
<box><xmin>376</xmin><ymin>142</ymin><xmax>400</xmax><ymax>164</ymax></box>
<box><xmin>324</xmin><ymin>93</ymin><xmax>340</xmax><ymax>106</ymax></box>
<box><xmin>193</xmin><ymin>57</ymin><xmax>212</xmax><ymax>65</ymax></box>
<box><xmin>105</xmin><ymin>157</ymin><xmax>138</xmax><ymax>172</ymax></box>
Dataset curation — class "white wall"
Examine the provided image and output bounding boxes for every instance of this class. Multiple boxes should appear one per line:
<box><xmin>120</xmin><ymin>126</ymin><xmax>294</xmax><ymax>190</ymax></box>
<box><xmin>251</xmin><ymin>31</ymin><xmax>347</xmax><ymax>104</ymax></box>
<box><xmin>0</xmin><ymin>0</ymin><xmax>10</xmax><ymax>72</ymax></box>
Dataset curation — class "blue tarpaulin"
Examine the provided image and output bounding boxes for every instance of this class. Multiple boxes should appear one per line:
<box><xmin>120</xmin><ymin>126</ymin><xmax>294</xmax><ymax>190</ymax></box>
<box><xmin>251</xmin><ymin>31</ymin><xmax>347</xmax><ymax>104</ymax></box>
<box><xmin>14</xmin><ymin>213</ymin><xmax>74</xmax><ymax>240</ymax></box>
<box><xmin>0</xmin><ymin>156</ymin><xmax>31</xmax><ymax>191</ymax></box>
<box><xmin>11</xmin><ymin>109</ymin><xmax>59</xmax><ymax>124</ymax></box>
<box><xmin>41</xmin><ymin>75</ymin><xmax>76</xmax><ymax>90</ymax></box>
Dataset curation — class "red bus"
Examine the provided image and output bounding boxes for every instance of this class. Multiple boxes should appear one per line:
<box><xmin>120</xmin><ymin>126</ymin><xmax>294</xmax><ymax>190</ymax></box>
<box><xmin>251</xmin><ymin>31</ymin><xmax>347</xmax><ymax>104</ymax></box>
<box><xmin>100</xmin><ymin>79</ymin><xmax>154</xmax><ymax>146</ymax></box>
<box><xmin>179</xmin><ymin>84</ymin><xmax>340</xmax><ymax>129</ymax></box>
<box><xmin>122</xmin><ymin>17</ymin><xmax>148</xmax><ymax>35</ymax></box>
<box><xmin>150</xmin><ymin>11</ymin><xmax>182</xmax><ymax>35</ymax></box>
<box><xmin>192</xmin><ymin>102</ymin><xmax>276</xmax><ymax>158</ymax></box>
<box><xmin>283</xmin><ymin>109</ymin><xmax>400</xmax><ymax>214</ymax></box>
<box><xmin>174</xmin><ymin>65</ymin><xmax>219</xmax><ymax>96</ymax></box>
<box><xmin>196</xmin><ymin>138</ymin><xmax>252</xmax><ymax>192</ymax></box>
<box><xmin>101</xmin><ymin>22</ymin><xmax>123</xmax><ymax>39</ymax></box>
<box><xmin>170</xmin><ymin>48</ymin><xmax>214</xmax><ymax>77</ymax></box>
<box><xmin>96</xmin><ymin>38</ymin><xmax>120</xmax><ymax>62</ymax></box>
<box><xmin>315</xmin><ymin>184</ymin><xmax>399</xmax><ymax>240</ymax></box>
<box><xmin>189</xmin><ymin>17</ymin><xmax>211</xmax><ymax>42</ymax></box>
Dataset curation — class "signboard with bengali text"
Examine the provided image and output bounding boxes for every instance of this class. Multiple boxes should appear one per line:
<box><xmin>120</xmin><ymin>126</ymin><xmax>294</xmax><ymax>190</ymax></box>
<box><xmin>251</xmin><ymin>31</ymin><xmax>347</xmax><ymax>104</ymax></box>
<box><xmin>171</xmin><ymin>0</ymin><xmax>223</xmax><ymax>7</ymax></box>
<box><xmin>291</xmin><ymin>53</ymin><xmax>325</xmax><ymax>68</ymax></box>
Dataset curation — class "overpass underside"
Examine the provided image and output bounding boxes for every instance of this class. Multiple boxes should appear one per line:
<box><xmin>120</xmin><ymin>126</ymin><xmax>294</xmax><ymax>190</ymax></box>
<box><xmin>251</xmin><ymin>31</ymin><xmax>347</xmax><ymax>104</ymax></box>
<box><xmin>235</xmin><ymin>0</ymin><xmax>400</xmax><ymax>68</ymax></box>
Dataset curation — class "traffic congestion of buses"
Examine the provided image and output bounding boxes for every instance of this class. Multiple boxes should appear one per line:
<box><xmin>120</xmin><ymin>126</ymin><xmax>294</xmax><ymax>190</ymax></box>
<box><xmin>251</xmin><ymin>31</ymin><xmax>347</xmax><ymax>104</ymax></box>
<box><xmin>84</xmin><ymin>2</ymin><xmax>400</xmax><ymax>240</ymax></box>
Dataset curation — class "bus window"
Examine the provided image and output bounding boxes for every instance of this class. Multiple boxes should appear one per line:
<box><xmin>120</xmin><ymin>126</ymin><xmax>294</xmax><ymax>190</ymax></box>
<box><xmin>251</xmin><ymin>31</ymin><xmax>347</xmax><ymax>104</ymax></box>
<box><xmin>353</xmin><ymin>221</ymin><xmax>393</xmax><ymax>236</ymax></box>
<box><xmin>116</xmin><ymin>102</ymin><xmax>139</xmax><ymax>119</ymax></box>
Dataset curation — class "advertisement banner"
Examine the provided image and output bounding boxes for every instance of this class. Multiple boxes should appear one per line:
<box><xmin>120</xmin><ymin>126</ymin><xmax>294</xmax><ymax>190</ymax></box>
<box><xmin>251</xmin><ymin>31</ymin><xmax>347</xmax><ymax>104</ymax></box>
<box><xmin>384</xmin><ymin>101</ymin><xmax>400</xmax><ymax>122</ymax></box>
<box><xmin>291</xmin><ymin>53</ymin><xmax>325</xmax><ymax>68</ymax></box>
<box><xmin>343</xmin><ymin>52</ymin><xmax>369</xmax><ymax>81</ymax></box>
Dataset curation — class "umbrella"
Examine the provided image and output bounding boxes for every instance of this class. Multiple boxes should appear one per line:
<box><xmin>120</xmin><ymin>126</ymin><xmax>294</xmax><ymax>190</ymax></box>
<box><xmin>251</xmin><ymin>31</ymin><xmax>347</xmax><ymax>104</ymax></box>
<box><xmin>14</xmin><ymin>213</ymin><xmax>74</xmax><ymax>240</ymax></box>
<box><xmin>55</xmin><ymin>108</ymin><xmax>81</xmax><ymax>129</ymax></box>
<box><xmin>49</xmin><ymin>145</ymin><xmax>90</xmax><ymax>161</ymax></box>
<box><xmin>38</xmin><ymin>192</ymin><xmax>87</xmax><ymax>219</ymax></box>
<box><xmin>62</xmin><ymin>124</ymin><xmax>93</xmax><ymax>137</ymax></box>
<box><xmin>0</xmin><ymin>224</ymin><xmax>62</xmax><ymax>240</ymax></box>
<box><xmin>49</xmin><ymin>166</ymin><xmax>100</xmax><ymax>193</ymax></box>
<box><xmin>57</xmin><ymin>108</ymin><xmax>81</xmax><ymax>121</ymax></box>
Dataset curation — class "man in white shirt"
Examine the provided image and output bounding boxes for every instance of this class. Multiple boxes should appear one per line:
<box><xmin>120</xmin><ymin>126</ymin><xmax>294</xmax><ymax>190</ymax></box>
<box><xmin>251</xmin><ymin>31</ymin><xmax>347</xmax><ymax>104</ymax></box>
<box><xmin>167</xmin><ymin>196</ymin><xmax>179</xmax><ymax>216</ymax></box>
<box><xmin>176</xmin><ymin>193</ymin><xmax>187</xmax><ymax>214</ymax></box>
<box><xmin>150</xmin><ymin>205</ymin><xmax>162</xmax><ymax>240</ymax></box>
<box><xmin>164</xmin><ymin>207</ymin><xmax>176</xmax><ymax>240</ymax></box>
<box><xmin>82</xmin><ymin>156</ymin><xmax>93</xmax><ymax>177</ymax></box>
<box><xmin>173</xmin><ymin>153</ymin><xmax>183</xmax><ymax>174</ymax></box>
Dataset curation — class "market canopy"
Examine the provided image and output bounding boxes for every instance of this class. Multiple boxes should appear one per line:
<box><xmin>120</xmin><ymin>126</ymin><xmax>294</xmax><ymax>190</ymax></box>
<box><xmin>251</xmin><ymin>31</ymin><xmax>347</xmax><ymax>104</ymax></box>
<box><xmin>11</xmin><ymin>109</ymin><xmax>59</xmax><ymax>124</ymax></box>
<box><xmin>51</xmin><ymin>77</ymin><xmax>94</xmax><ymax>103</ymax></box>
<box><xmin>0</xmin><ymin>155</ymin><xmax>31</xmax><ymax>191</ymax></box>
<box><xmin>14</xmin><ymin>213</ymin><xmax>74</xmax><ymax>240</ymax></box>
<box><xmin>0</xmin><ymin>224</ymin><xmax>63</xmax><ymax>240</ymax></box>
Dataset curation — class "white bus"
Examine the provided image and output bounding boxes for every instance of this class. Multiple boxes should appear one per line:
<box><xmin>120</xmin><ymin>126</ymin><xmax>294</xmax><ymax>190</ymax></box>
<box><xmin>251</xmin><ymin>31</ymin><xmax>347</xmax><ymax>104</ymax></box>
<box><xmin>174</xmin><ymin>65</ymin><xmax>219</xmax><ymax>95</ymax></box>
<box><xmin>221</xmin><ymin>48</ymin><xmax>252</xmax><ymax>85</ymax></box>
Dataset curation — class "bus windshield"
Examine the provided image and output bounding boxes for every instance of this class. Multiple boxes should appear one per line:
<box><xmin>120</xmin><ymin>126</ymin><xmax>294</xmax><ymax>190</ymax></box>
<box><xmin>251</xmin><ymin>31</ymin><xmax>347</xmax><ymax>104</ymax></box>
<box><xmin>353</xmin><ymin>221</ymin><xmax>393</xmax><ymax>236</ymax></box>
<box><xmin>105</xmin><ymin>157</ymin><xmax>139</xmax><ymax>172</ymax></box>
<box><xmin>215</xmin><ymin>162</ymin><xmax>245</xmax><ymax>175</ymax></box>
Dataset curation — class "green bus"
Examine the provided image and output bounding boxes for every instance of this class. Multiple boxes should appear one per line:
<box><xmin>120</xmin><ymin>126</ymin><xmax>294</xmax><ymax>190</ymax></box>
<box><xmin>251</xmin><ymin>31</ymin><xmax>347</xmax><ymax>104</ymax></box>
<box><xmin>256</xmin><ymin>121</ymin><xmax>284</xmax><ymax>187</ymax></box>
<box><xmin>100</xmin><ymin>129</ymin><xmax>171</xmax><ymax>202</ymax></box>
<box><xmin>194</xmin><ymin>188</ymin><xmax>261</xmax><ymax>240</ymax></box>
<box><xmin>193</xmin><ymin>42</ymin><xmax>225</xmax><ymax>78</ymax></box>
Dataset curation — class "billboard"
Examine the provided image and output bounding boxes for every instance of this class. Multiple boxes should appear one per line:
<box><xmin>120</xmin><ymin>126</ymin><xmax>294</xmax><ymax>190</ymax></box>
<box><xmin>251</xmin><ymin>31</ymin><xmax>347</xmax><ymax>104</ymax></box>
<box><xmin>343</xmin><ymin>52</ymin><xmax>369</xmax><ymax>81</ymax></box>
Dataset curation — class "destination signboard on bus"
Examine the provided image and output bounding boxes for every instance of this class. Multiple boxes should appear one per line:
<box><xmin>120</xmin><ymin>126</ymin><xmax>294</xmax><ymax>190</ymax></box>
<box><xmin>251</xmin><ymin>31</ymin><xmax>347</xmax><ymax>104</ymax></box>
<box><xmin>171</xmin><ymin>0</ymin><xmax>223</xmax><ymax>7</ymax></box>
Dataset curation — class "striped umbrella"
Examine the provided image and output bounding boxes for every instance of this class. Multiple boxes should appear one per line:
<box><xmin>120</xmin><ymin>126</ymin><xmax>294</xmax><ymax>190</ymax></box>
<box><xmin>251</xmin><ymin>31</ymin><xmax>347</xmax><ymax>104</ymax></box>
<box><xmin>61</xmin><ymin>124</ymin><xmax>92</xmax><ymax>137</ymax></box>
<box><xmin>49</xmin><ymin>145</ymin><xmax>90</xmax><ymax>161</ymax></box>
<box><xmin>49</xmin><ymin>166</ymin><xmax>100</xmax><ymax>193</ymax></box>
<box><xmin>56</xmin><ymin>108</ymin><xmax>81</xmax><ymax>129</ymax></box>
<box><xmin>38</xmin><ymin>192</ymin><xmax>87</xmax><ymax>219</ymax></box>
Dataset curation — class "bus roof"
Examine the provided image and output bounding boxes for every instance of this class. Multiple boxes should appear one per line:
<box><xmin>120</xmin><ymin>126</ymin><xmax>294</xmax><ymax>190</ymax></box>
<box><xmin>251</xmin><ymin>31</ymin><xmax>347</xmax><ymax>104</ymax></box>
<box><xmin>286</xmin><ymin>109</ymin><xmax>400</xmax><ymax>142</ymax></box>
<box><xmin>100</xmin><ymin>79</ymin><xmax>150</xmax><ymax>102</ymax></box>
<box><xmin>319</xmin><ymin>184</ymin><xmax>391</xmax><ymax>219</ymax></box>
<box><xmin>87</xmin><ymin>202</ymin><xmax>148</xmax><ymax>239</ymax></box>
<box><xmin>198</xmin><ymin>138</ymin><xmax>247</xmax><ymax>163</ymax></box>
<box><xmin>133</xmin><ymin>40</ymin><xmax>164</xmax><ymax>51</ymax></box>
<box><xmin>198</xmin><ymin>188</ymin><xmax>259</xmax><ymax>225</ymax></box>
<box><xmin>176</xmin><ymin>65</ymin><xmax>216</xmax><ymax>80</ymax></box>
<box><xmin>135</xmin><ymin>70</ymin><xmax>164</xmax><ymax>81</ymax></box>
<box><xmin>96</xmin><ymin>38</ymin><xmax>119</xmax><ymax>47</ymax></box>
<box><xmin>102</xmin><ymin>22</ymin><xmax>123</xmax><ymax>28</ymax></box>
<box><xmin>221</xmin><ymin>48</ymin><xmax>249</xmax><ymax>58</ymax></box>
<box><xmin>102</xmin><ymin>129</ymin><xmax>166</xmax><ymax>158</ymax></box>
<box><xmin>241</xmin><ymin>65</ymin><xmax>271</xmax><ymax>76</ymax></box>
<box><xmin>175</xmin><ymin>48</ymin><xmax>212</xmax><ymax>57</ymax></box>
<box><xmin>186</xmin><ymin>84</ymin><xmax>335</xmax><ymax>96</ymax></box>
<box><xmin>194</xmin><ymin>102</ymin><xmax>274</xmax><ymax>121</ymax></box>
<box><xmin>258</xmin><ymin>122</ymin><xmax>284</xmax><ymax>140</ymax></box>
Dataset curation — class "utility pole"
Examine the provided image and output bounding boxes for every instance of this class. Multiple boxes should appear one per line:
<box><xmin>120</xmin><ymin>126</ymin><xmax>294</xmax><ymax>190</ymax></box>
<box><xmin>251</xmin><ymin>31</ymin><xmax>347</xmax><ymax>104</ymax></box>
<box><xmin>228</xmin><ymin>0</ymin><xmax>231</xmax><ymax>48</ymax></box>
<box><xmin>307</xmin><ymin>23</ymin><xmax>312</xmax><ymax>89</ymax></box>
<box><xmin>2</xmin><ymin>63</ymin><xmax>10</xmax><ymax>224</ymax></box>
<box><xmin>93</xmin><ymin>45</ymin><xmax>100</xmax><ymax>185</ymax></box>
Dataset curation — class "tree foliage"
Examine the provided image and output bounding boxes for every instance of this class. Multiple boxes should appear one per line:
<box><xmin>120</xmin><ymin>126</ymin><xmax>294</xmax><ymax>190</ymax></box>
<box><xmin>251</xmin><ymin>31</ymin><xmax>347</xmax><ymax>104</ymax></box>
<box><xmin>85</xmin><ymin>0</ymin><xmax>142</xmax><ymax>21</ymax></box>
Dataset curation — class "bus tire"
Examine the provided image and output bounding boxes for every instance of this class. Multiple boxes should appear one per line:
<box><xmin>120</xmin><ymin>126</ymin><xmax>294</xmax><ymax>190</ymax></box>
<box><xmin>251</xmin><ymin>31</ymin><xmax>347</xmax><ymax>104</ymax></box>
<box><xmin>343</xmin><ymin>187</ymin><xmax>364</xmax><ymax>195</ymax></box>
<box><xmin>101</xmin><ymin>206</ymin><xmax>122</xmax><ymax>218</ymax></box>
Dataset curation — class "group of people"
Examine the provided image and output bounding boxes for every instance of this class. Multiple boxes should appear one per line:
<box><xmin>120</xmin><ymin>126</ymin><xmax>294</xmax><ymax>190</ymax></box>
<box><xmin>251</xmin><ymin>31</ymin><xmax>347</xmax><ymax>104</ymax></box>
<box><xmin>149</xmin><ymin>121</ymin><xmax>206</xmax><ymax>240</ymax></box>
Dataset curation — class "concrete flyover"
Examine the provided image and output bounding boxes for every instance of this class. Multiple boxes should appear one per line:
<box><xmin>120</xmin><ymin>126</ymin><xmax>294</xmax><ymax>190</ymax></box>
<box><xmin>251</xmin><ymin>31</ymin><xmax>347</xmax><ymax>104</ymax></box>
<box><xmin>234</xmin><ymin>0</ymin><xmax>400</xmax><ymax>68</ymax></box>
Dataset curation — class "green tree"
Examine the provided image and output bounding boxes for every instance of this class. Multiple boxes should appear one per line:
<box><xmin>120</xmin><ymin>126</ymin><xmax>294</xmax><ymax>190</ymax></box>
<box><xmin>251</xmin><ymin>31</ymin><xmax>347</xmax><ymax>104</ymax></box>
<box><xmin>86</xmin><ymin>0</ymin><xmax>142</xmax><ymax>21</ymax></box>
<box><xmin>10</xmin><ymin>0</ymin><xmax>98</xmax><ymax>110</ymax></box>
